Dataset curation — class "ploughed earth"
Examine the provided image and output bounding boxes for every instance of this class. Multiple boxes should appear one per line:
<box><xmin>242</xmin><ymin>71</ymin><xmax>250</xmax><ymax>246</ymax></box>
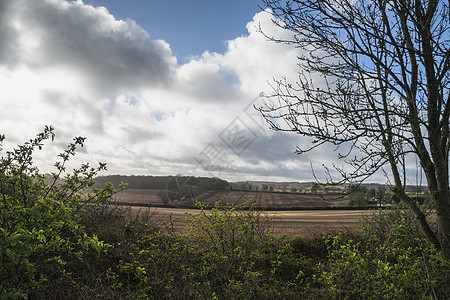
<box><xmin>113</xmin><ymin>189</ymin><xmax>346</xmax><ymax>208</ymax></box>
<box><xmin>112</xmin><ymin>189</ymin><xmax>369</xmax><ymax>237</ymax></box>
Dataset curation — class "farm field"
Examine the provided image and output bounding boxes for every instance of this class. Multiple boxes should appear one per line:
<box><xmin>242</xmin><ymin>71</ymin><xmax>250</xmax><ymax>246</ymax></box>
<box><xmin>113</xmin><ymin>189</ymin><xmax>346</xmax><ymax>208</ymax></box>
<box><xmin>195</xmin><ymin>190</ymin><xmax>345</xmax><ymax>208</ymax></box>
<box><xmin>113</xmin><ymin>189</ymin><xmax>363</xmax><ymax>238</ymax></box>
<box><xmin>129</xmin><ymin>206</ymin><xmax>368</xmax><ymax>238</ymax></box>
<box><xmin>113</xmin><ymin>189</ymin><xmax>167</xmax><ymax>205</ymax></box>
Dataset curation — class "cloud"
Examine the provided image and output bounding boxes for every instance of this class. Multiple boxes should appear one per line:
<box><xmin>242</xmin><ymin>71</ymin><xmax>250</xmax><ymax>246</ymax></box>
<box><xmin>0</xmin><ymin>2</ymin><xmax>20</xmax><ymax>67</ymax></box>
<box><xmin>175</xmin><ymin>52</ymin><xmax>241</xmax><ymax>103</ymax></box>
<box><xmin>0</xmin><ymin>1</ymin><xmax>340</xmax><ymax>182</ymax></box>
<box><xmin>172</xmin><ymin>10</ymin><xmax>300</xmax><ymax>103</ymax></box>
<box><xmin>223</xmin><ymin>10</ymin><xmax>301</xmax><ymax>93</ymax></box>
<box><xmin>1</xmin><ymin>0</ymin><xmax>176</xmax><ymax>93</ymax></box>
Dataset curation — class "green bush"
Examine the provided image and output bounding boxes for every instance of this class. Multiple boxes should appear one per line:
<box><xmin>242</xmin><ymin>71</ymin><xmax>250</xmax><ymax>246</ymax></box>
<box><xmin>100</xmin><ymin>201</ymin><xmax>314</xmax><ymax>299</ymax></box>
<box><xmin>183</xmin><ymin>201</ymin><xmax>312</xmax><ymax>299</ymax></box>
<box><xmin>2</xmin><ymin>127</ymin><xmax>449</xmax><ymax>299</ymax></box>
<box><xmin>315</xmin><ymin>209</ymin><xmax>450</xmax><ymax>299</ymax></box>
<box><xmin>0</xmin><ymin>126</ymin><xmax>124</xmax><ymax>298</ymax></box>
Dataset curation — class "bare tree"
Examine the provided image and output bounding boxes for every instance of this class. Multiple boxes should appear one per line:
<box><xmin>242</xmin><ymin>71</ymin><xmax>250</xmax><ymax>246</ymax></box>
<box><xmin>258</xmin><ymin>0</ymin><xmax>450</xmax><ymax>258</ymax></box>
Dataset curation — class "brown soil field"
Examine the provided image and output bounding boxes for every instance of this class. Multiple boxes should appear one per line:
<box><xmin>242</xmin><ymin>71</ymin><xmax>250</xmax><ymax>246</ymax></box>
<box><xmin>113</xmin><ymin>189</ymin><xmax>364</xmax><ymax>238</ymax></box>
<box><xmin>129</xmin><ymin>206</ymin><xmax>368</xmax><ymax>238</ymax></box>
<box><xmin>113</xmin><ymin>189</ymin><xmax>167</xmax><ymax>205</ymax></box>
<box><xmin>197</xmin><ymin>190</ymin><xmax>345</xmax><ymax>208</ymax></box>
<box><xmin>113</xmin><ymin>189</ymin><xmax>346</xmax><ymax>208</ymax></box>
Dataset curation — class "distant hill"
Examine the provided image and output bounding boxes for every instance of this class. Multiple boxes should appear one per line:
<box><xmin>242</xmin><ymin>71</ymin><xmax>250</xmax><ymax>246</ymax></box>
<box><xmin>94</xmin><ymin>175</ymin><xmax>230</xmax><ymax>191</ymax></box>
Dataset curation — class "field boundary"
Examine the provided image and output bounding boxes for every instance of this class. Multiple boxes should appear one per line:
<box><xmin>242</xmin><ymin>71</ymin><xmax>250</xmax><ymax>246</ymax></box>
<box><xmin>107</xmin><ymin>200</ymin><xmax>385</xmax><ymax>211</ymax></box>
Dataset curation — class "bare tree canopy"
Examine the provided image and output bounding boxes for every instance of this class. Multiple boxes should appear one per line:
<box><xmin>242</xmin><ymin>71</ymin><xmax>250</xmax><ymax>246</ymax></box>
<box><xmin>259</xmin><ymin>0</ymin><xmax>450</xmax><ymax>258</ymax></box>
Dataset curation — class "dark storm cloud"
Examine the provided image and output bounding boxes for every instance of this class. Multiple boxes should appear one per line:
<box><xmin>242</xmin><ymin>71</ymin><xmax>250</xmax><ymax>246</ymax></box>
<box><xmin>0</xmin><ymin>2</ymin><xmax>20</xmax><ymax>67</ymax></box>
<box><xmin>2</xmin><ymin>0</ymin><xmax>176</xmax><ymax>92</ymax></box>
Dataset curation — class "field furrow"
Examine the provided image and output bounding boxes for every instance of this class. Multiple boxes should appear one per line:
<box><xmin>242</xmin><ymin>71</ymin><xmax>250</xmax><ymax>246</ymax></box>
<box><xmin>113</xmin><ymin>189</ymin><xmax>347</xmax><ymax>208</ymax></box>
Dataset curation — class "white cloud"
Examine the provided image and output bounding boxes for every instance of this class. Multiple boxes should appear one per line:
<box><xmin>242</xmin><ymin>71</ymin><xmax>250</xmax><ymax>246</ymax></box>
<box><xmin>0</xmin><ymin>1</ymin><xmax>337</xmax><ymax>182</ymax></box>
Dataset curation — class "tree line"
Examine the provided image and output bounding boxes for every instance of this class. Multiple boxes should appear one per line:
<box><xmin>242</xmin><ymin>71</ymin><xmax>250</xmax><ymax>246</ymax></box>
<box><xmin>94</xmin><ymin>175</ymin><xmax>230</xmax><ymax>191</ymax></box>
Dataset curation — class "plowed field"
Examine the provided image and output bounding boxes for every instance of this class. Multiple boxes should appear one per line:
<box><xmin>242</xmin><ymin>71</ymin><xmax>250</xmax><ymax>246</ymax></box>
<box><xmin>129</xmin><ymin>206</ymin><xmax>368</xmax><ymax>238</ymax></box>
<box><xmin>114</xmin><ymin>189</ymin><xmax>346</xmax><ymax>208</ymax></box>
<box><xmin>113</xmin><ymin>189</ymin><xmax>363</xmax><ymax>238</ymax></box>
<box><xmin>194</xmin><ymin>190</ymin><xmax>344</xmax><ymax>208</ymax></box>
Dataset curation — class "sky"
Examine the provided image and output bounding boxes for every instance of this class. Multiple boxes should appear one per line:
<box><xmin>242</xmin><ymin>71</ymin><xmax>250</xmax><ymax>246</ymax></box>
<box><xmin>0</xmin><ymin>0</ymin><xmax>390</xmax><ymax>183</ymax></box>
<box><xmin>84</xmin><ymin>0</ymin><xmax>264</xmax><ymax>63</ymax></box>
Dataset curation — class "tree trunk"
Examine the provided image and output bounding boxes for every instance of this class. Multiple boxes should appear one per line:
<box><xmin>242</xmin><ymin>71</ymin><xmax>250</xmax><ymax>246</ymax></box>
<box><xmin>434</xmin><ymin>192</ymin><xmax>450</xmax><ymax>259</ymax></box>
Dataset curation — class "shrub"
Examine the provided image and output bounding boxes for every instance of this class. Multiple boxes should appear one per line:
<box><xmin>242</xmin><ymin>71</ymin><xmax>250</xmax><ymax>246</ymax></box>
<box><xmin>0</xmin><ymin>126</ymin><xmax>124</xmax><ymax>298</ymax></box>
<box><xmin>3</xmin><ymin>127</ymin><xmax>448</xmax><ymax>299</ymax></box>
<box><xmin>101</xmin><ymin>201</ymin><xmax>316</xmax><ymax>299</ymax></box>
<box><xmin>315</xmin><ymin>209</ymin><xmax>450</xmax><ymax>299</ymax></box>
<box><xmin>183</xmin><ymin>201</ymin><xmax>311</xmax><ymax>299</ymax></box>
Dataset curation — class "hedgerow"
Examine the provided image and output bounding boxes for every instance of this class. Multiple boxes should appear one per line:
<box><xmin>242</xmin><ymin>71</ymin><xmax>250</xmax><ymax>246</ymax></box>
<box><xmin>0</xmin><ymin>127</ymin><xmax>124</xmax><ymax>298</ymax></box>
<box><xmin>1</xmin><ymin>128</ymin><xmax>449</xmax><ymax>299</ymax></box>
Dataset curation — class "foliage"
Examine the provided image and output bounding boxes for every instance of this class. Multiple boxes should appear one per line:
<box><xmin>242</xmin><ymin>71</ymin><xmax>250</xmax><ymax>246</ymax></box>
<box><xmin>347</xmin><ymin>185</ymin><xmax>391</xmax><ymax>207</ymax></box>
<box><xmin>1</xmin><ymin>128</ymin><xmax>449</xmax><ymax>299</ymax></box>
<box><xmin>0</xmin><ymin>126</ymin><xmax>124</xmax><ymax>298</ymax></box>
<box><xmin>100</xmin><ymin>201</ymin><xmax>312</xmax><ymax>299</ymax></box>
<box><xmin>86</xmin><ymin>202</ymin><xmax>449</xmax><ymax>299</ymax></box>
<box><xmin>317</xmin><ymin>235</ymin><xmax>448</xmax><ymax>299</ymax></box>
<box><xmin>184</xmin><ymin>201</ymin><xmax>304</xmax><ymax>299</ymax></box>
<box><xmin>316</xmin><ymin>209</ymin><xmax>450</xmax><ymax>299</ymax></box>
<box><xmin>348</xmin><ymin>191</ymin><xmax>367</xmax><ymax>207</ymax></box>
